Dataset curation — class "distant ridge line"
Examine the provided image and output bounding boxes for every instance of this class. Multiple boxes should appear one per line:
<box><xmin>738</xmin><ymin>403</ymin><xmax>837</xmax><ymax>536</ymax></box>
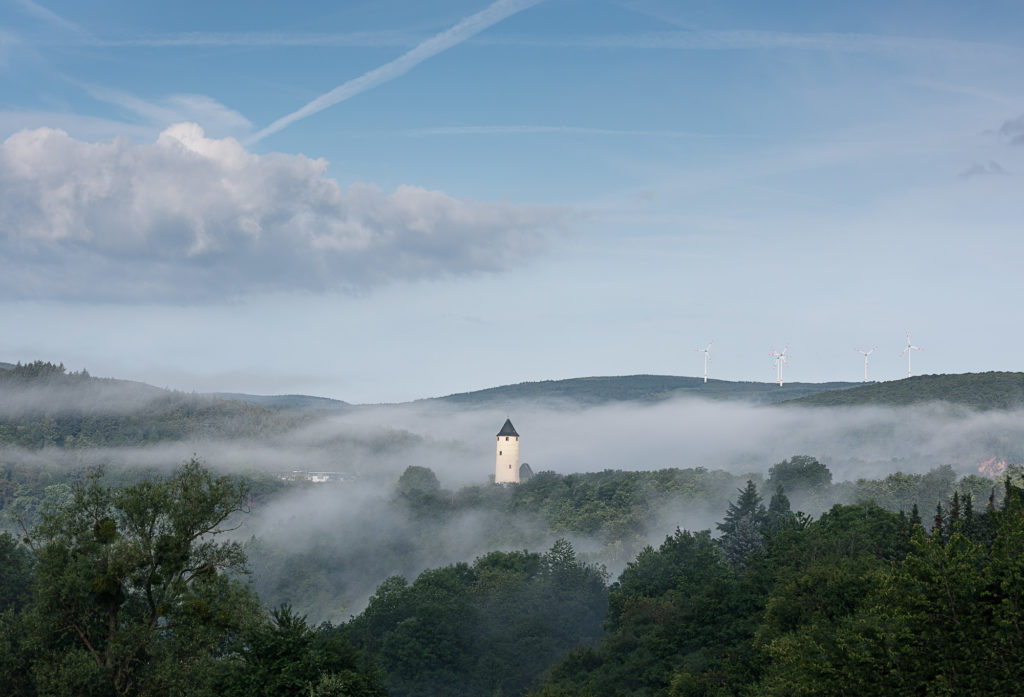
<box><xmin>783</xmin><ymin>371</ymin><xmax>1024</xmax><ymax>410</ymax></box>
<box><xmin>427</xmin><ymin>374</ymin><xmax>862</xmax><ymax>406</ymax></box>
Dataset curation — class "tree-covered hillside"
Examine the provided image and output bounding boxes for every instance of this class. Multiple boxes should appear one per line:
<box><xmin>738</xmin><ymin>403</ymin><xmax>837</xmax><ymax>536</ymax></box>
<box><xmin>0</xmin><ymin>361</ymin><xmax>287</xmax><ymax>448</ymax></box>
<box><xmin>432</xmin><ymin>375</ymin><xmax>861</xmax><ymax>406</ymax></box>
<box><xmin>532</xmin><ymin>479</ymin><xmax>1024</xmax><ymax>697</ymax></box>
<box><xmin>211</xmin><ymin>392</ymin><xmax>352</xmax><ymax>413</ymax></box>
<box><xmin>785</xmin><ymin>371</ymin><xmax>1024</xmax><ymax>409</ymax></box>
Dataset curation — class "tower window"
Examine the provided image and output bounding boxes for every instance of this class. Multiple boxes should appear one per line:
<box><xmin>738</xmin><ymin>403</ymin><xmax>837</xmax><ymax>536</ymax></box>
<box><xmin>499</xmin><ymin>450</ymin><xmax>502</xmax><ymax>455</ymax></box>
<box><xmin>505</xmin><ymin>436</ymin><xmax>509</xmax><ymax>441</ymax></box>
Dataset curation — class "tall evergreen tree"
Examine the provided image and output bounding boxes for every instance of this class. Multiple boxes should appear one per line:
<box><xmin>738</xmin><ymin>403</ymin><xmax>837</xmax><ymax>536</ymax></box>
<box><xmin>717</xmin><ymin>480</ymin><xmax>767</xmax><ymax>568</ymax></box>
<box><xmin>932</xmin><ymin>502</ymin><xmax>945</xmax><ymax>543</ymax></box>
<box><xmin>767</xmin><ymin>485</ymin><xmax>797</xmax><ymax>536</ymax></box>
<box><xmin>962</xmin><ymin>492</ymin><xmax>975</xmax><ymax>539</ymax></box>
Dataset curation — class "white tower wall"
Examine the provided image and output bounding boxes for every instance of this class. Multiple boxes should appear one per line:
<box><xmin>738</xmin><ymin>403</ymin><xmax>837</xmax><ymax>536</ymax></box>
<box><xmin>495</xmin><ymin>434</ymin><xmax>520</xmax><ymax>484</ymax></box>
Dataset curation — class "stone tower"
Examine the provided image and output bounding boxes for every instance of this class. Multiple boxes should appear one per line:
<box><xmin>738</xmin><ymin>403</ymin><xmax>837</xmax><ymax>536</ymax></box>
<box><xmin>495</xmin><ymin>418</ymin><xmax>520</xmax><ymax>484</ymax></box>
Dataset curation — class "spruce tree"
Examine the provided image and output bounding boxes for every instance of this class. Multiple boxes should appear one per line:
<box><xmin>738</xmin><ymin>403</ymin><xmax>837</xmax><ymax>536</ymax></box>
<box><xmin>717</xmin><ymin>480</ymin><xmax>767</xmax><ymax>568</ymax></box>
<box><xmin>933</xmin><ymin>502</ymin><xmax>945</xmax><ymax>543</ymax></box>
<box><xmin>766</xmin><ymin>485</ymin><xmax>797</xmax><ymax>536</ymax></box>
<box><xmin>910</xmin><ymin>502</ymin><xmax>922</xmax><ymax>529</ymax></box>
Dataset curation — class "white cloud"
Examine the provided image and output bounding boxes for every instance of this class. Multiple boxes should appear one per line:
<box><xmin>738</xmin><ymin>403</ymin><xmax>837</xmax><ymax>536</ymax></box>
<box><xmin>0</xmin><ymin>124</ymin><xmax>566</xmax><ymax>302</ymax></box>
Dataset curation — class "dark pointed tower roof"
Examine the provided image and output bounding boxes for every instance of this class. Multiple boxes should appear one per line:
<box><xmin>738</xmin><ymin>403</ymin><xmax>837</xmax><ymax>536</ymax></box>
<box><xmin>497</xmin><ymin>418</ymin><xmax>519</xmax><ymax>437</ymax></box>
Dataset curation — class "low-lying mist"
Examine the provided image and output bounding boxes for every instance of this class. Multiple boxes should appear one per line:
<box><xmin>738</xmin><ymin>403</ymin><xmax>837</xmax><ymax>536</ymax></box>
<box><xmin>4</xmin><ymin>392</ymin><xmax>1021</xmax><ymax>622</ymax></box>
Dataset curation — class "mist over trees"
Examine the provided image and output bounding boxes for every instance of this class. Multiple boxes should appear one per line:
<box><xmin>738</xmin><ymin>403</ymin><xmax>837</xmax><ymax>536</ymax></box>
<box><xmin>2</xmin><ymin>453</ymin><xmax>1023</xmax><ymax>696</ymax></box>
<box><xmin>533</xmin><ymin>482</ymin><xmax>1024</xmax><ymax>697</ymax></box>
<box><xmin>0</xmin><ymin>461</ymin><xmax>385</xmax><ymax>697</ymax></box>
<box><xmin>4</xmin><ymin>363</ymin><xmax>1024</xmax><ymax>694</ymax></box>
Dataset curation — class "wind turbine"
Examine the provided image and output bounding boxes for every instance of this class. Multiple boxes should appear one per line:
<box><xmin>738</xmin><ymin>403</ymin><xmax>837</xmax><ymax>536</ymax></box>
<box><xmin>694</xmin><ymin>341</ymin><xmax>713</xmax><ymax>383</ymax></box>
<box><xmin>900</xmin><ymin>332</ymin><xmax>923</xmax><ymax>378</ymax></box>
<box><xmin>770</xmin><ymin>344</ymin><xmax>790</xmax><ymax>386</ymax></box>
<box><xmin>856</xmin><ymin>346</ymin><xmax>877</xmax><ymax>382</ymax></box>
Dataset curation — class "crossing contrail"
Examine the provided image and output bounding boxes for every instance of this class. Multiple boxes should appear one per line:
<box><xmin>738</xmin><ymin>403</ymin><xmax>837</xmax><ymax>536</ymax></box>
<box><xmin>247</xmin><ymin>0</ymin><xmax>545</xmax><ymax>144</ymax></box>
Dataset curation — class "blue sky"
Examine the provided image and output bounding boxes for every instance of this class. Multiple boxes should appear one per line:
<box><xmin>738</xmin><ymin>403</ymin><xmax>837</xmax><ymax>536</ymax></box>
<box><xmin>2</xmin><ymin>0</ymin><xmax>1023</xmax><ymax>402</ymax></box>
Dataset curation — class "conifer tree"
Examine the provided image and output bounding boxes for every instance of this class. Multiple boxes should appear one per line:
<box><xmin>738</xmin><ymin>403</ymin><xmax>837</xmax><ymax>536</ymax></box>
<box><xmin>910</xmin><ymin>502</ymin><xmax>922</xmax><ymax>529</ymax></box>
<box><xmin>717</xmin><ymin>480</ymin><xmax>767</xmax><ymax>568</ymax></box>
<box><xmin>766</xmin><ymin>485</ymin><xmax>797</xmax><ymax>536</ymax></box>
<box><xmin>962</xmin><ymin>492</ymin><xmax>975</xmax><ymax>539</ymax></box>
<box><xmin>932</xmin><ymin>502</ymin><xmax>945</xmax><ymax>543</ymax></box>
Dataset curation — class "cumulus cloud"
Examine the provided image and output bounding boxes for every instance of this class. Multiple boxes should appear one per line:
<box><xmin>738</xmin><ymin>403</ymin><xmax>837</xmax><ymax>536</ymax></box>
<box><xmin>0</xmin><ymin>124</ymin><xmax>565</xmax><ymax>301</ymax></box>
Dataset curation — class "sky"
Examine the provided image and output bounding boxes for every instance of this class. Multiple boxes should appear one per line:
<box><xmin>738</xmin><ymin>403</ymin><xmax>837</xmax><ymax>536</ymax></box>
<box><xmin>2</xmin><ymin>0</ymin><xmax>1024</xmax><ymax>403</ymax></box>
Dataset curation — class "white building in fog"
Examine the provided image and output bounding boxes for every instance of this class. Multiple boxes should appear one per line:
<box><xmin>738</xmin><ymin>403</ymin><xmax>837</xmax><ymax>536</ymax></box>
<box><xmin>495</xmin><ymin>418</ymin><xmax>520</xmax><ymax>484</ymax></box>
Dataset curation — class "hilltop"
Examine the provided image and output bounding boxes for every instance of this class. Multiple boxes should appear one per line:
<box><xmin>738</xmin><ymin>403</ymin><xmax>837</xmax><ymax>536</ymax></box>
<box><xmin>0</xmin><ymin>361</ymin><xmax>284</xmax><ymax>448</ymax></box>
<box><xmin>211</xmin><ymin>392</ymin><xmax>351</xmax><ymax>413</ymax></box>
<box><xmin>429</xmin><ymin>374</ymin><xmax>861</xmax><ymax>407</ymax></box>
<box><xmin>784</xmin><ymin>371</ymin><xmax>1024</xmax><ymax>410</ymax></box>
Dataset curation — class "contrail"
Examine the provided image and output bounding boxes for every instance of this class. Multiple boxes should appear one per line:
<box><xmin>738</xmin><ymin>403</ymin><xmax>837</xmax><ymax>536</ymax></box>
<box><xmin>247</xmin><ymin>0</ymin><xmax>545</xmax><ymax>145</ymax></box>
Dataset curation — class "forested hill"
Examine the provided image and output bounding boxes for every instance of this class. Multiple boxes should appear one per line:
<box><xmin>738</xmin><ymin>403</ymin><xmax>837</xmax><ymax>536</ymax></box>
<box><xmin>785</xmin><ymin>371</ymin><xmax>1024</xmax><ymax>410</ymax></box>
<box><xmin>0</xmin><ymin>361</ymin><xmax>283</xmax><ymax>448</ymax></box>
<box><xmin>430</xmin><ymin>374</ymin><xmax>861</xmax><ymax>406</ymax></box>
<box><xmin>211</xmin><ymin>392</ymin><xmax>351</xmax><ymax>413</ymax></box>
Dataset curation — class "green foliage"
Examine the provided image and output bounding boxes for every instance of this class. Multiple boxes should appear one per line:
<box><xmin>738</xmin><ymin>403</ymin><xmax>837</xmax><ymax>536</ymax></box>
<box><xmin>395</xmin><ymin>466</ymin><xmax>445</xmax><ymax>517</ymax></box>
<box><xmin>4</xmin><ymin>460</ymin><xmax>257</xmax><ymax>696</ymax></box>
<box><xmin>509</xmin><ymin>467</ymin><xmax>751</xmax><ymax>547</ymax></box>
<box><xmin>0</xmin><ymin>531</ymin><xmax>33</xmax><ymax>612</ymax></box>
<box><xmin>786</xmin><ymin>371</ymin><xmax>1024</xmax><ymax>410</ymax></box>
<box><xmin>0</xmin><ymin>361</ymin><xmax>286</xmax><ymax>451</ymax></box>
<box><xmin>717</xmin><ymin>480</ymin><xmax>768</xmax><ymax>568</ymax></box>
<box><xmin>396</xmin><ymin>465</ymin><xmax>441</xmax><ymax>495</ymax></box>
<box><xmin>535</xmin><ymin>503</ymin><xmax>913</xmax><ymax>697</ymax></box>
<box><xmin>766</xmin><ymin>456</ymin><xmax>831</xmax><ymax>496</ymax></box>
<box><xmin>541</xmin><ymin>524</ymin><xmax>763</xmax><ymax>697</ymax></box>
<box><xmin>346</xmin><ymin>541</ymin><xmax>608</xmax><ymax>697</ymax></box>
<box><xmin>0</xmin><ymin>361</ymin><xmax>78</xmax><ymax>381</ymax></box>
<box><xmin>755</xmin><ymin>491</ymin><xmax>1024</xmax><ymax>695</ymax></box>
<box><xmin>216</xmin><ymin>604</ymin><xmax>386</xmax><ymax>697</ymax></box>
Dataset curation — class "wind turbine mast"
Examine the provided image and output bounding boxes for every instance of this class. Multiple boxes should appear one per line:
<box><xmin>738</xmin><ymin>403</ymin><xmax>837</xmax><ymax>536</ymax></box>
<box><xmin>694</xmin><ymin>341</ymin><xmax>713</xmax><ymax>383</ymax></box>
<box><xmin>900</xmin><ymin>332</ymin><xmax>923</xmax><ymax>378</ymax></box>
<box><xmin>856</xmin><ymin>346</ymin><xmax>877</xmax><ymax>382</ymax></box>
<box><xmin>770</xmin><ymin>344</ymin><xmax>790</xmax><ymax>387</ymax></box>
